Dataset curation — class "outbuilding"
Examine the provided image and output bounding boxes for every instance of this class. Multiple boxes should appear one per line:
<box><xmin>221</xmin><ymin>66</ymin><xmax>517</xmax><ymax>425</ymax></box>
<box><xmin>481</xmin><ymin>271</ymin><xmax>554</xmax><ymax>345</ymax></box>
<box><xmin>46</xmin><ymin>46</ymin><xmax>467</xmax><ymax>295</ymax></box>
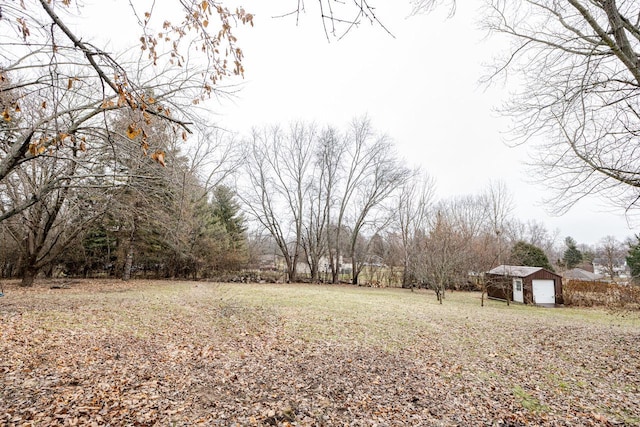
<box><xmin>486</xmin><ymin>265</ymin><xmax>563</xmax><ymax>305</ymax></box>
<box><xmin>562</xmin><ymin>268</ymin><xmax>603</xmax><ymax>282</ymax></box>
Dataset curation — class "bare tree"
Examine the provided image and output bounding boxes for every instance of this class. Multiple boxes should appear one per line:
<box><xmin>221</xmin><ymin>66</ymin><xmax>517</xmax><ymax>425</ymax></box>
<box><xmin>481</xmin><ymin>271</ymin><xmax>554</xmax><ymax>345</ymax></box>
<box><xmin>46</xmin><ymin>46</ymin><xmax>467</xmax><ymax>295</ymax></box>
<box><xmin>396</xmin><ymin>170</ymin><xmax>436</xmax><ymax>287</ymax></box>
<box><xmin>412</xmin><ymin>1</ymin><xmax>640</xmax><ymax>216</ymax></box>
<box><xmin>1</xmin><ymin>153</ymin><xmax>110</xmax><ymax>286</ymax></box>
<box><xmin>301</xmin><ymin>127</ymin><xmax>341</xmax><ymax>282</ymax></box>
<box><xmin>414</xmin><ymin>205</ymin><xmax>469</xmax><ymax>303</ymax></box>
<box><xmin>409</xmin><ymin>186</ymin><xmax>515</xmax><ymax>303</ymax></box>
<box><xmin>597</xmin><ymin>235</ymin><xmax>625</xmax><ymax>281</ymax></box>
<box><xmin>483</xmin><ymin>180</ymin><xmax>514</xmax><ymax>240</ymax></box>
<box><xmin>449</xmin><ymin>194</ymin><xmax>489</xmax><ymax>249</ymax></box>
<box><xmin>288</xmin><ymin>0</ymin><xmax>454</xmax><ymax>38</ymax></box>
<box><xmin>279</xmin><ymin>0</ymin><xmax>394</xmax><ymax>40</ymax></box>
<box><xmin>478</xmin><ymin>1</ymin><xmax>640</xmax><ymax>213</ymax></box>
<box><xmin>184</xmin><ymin>128</ymin><xmax>244</xmax><ymax>200</ymax></box>
<box><xmin>158</xmin><ymin>127</ymin><xmax>244</xmax><ymax>278</ymax></box>
<box><xmin>0</xmin><ymin>1</ymin><xmax>252</xmax><ymax>222</ymax></box>
<box><xmin>241</xmin><ymin>118</ymin><xmax>409</xmax><ymax>285</ymax></box>
<box><xmin>327</xmin><ymin>117</ymin><xmax>411</xmax><ymax>285</ymax></box>
<box><xmin>472</xmin><ymin>181</ymin><xmax>515</xmax><ymax>305</ymax></box>
<box><xmin>242</xmin><ymin>123</ymin><xmax>316</xmax><ymax>282</ymax></box>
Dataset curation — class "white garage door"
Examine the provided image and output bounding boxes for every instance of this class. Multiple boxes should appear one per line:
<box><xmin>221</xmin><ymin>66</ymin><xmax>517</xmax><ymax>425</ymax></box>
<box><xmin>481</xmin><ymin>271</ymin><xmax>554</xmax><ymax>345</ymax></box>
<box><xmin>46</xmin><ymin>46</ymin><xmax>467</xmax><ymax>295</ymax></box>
<box><xmin>532</xmin><ymin>279</ymin><xmax>556</xmax><ymax>304</ymax></box>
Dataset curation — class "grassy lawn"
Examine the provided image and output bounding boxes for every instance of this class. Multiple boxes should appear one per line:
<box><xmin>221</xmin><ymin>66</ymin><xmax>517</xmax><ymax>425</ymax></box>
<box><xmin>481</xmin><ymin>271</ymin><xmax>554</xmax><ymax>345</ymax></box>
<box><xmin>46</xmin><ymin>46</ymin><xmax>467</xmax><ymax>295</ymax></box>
<box><xmin>1</xmin><ymin>280</ymin><xmax>639</xmax><ymax>425</ymax></box>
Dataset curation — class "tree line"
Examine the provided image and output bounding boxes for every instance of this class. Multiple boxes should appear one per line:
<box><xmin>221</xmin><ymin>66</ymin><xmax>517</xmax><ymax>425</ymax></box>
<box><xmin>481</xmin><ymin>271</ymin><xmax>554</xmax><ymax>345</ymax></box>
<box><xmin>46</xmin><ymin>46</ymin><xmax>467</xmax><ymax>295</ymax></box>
<box><xmin>0</xmin><ymin>108</ymin><xmax>249</xmax><ymax>285</ymax></box>
<box><xmin>2</xmin><ymin>100</ymin><xmax>639</xmax><ymax>292</ymax></box>
<box><xmin>2</xmin><ymin>0</ymin><xmax>640</xmax><ymax>293</ymax></box>
<box><xmin>0</xmin><ymin>1</ymin><xmax>252</xmax><ymax>285</ymax></box>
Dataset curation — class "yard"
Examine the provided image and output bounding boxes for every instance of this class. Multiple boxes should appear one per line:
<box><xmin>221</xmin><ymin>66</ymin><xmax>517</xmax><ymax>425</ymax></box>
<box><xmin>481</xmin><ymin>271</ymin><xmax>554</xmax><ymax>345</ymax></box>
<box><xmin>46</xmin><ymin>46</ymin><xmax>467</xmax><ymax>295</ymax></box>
<box><xmin>1</xmin><ymin>280</ymin><xmax>639</xmax><ymax>426</ymax></box>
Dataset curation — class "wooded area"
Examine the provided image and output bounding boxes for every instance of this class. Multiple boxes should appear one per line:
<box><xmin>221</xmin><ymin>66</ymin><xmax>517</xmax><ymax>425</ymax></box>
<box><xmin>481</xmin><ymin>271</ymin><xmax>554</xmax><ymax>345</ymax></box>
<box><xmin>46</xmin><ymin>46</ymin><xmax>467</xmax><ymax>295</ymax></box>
<box><xmin>2</xmin><ymin>1</ymin><xmax>640</xmax><ymax>298</ymax></box>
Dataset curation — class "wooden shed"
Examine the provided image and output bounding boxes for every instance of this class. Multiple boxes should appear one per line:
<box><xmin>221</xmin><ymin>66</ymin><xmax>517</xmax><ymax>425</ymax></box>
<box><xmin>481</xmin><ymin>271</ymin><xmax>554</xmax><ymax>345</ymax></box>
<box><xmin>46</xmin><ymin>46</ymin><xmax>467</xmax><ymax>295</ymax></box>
<box><xmin>486</xmin><ymin>265</ymin><xmax>563</xmax><ymax>305</ymax></box>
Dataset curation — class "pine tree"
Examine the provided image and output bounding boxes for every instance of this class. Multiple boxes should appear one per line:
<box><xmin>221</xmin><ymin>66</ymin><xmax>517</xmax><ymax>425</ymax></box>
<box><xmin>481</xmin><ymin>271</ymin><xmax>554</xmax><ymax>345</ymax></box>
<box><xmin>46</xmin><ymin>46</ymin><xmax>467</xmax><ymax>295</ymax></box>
<box><xmin>626</xmin><ymin>235</ymin><xmax>640</xmax><ymax>283</ymax></box>
<box><xmin>210</xmin><ymin>185</ymin><xmax>248</xmax><ymax>270</ymax></box>
<box><xmin>212</xmin><ymin>185</ymin><xmax>246</xmax><ymax>242</ymax></box>
<box><xmin>563</xmin><ymin>236</ymin><xmax>583</xmax><ymax>269</ymax></box>
<box><xmin>510</xmin><ymin>241</ymin><xmax>554</xmax><ymax>271</ymax></box>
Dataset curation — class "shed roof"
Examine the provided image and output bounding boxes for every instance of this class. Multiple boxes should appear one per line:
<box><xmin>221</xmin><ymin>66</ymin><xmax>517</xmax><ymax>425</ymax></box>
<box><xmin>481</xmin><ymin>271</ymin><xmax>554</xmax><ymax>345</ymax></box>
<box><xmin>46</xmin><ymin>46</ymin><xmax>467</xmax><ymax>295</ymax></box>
<box><xmin>488</xmin><ymin>265</ymin><xmax>545</xmax><ymax>277</ymax></box>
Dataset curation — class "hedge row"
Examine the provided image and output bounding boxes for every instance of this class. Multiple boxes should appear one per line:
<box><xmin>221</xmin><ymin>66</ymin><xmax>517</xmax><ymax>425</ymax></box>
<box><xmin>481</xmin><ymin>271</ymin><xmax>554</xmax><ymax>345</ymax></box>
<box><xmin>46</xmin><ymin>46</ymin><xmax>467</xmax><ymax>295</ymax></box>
<box><xmin>564</xmin><ymin>280</ymin><xmax>640</xmax><ymax>310</ymax></box>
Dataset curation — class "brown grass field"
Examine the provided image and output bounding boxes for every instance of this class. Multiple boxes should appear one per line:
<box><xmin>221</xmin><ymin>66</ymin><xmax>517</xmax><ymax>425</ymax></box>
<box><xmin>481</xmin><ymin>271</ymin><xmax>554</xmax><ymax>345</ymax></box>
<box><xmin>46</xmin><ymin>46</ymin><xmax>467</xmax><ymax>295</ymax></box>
<box><xmin>1</xmin><ymin>279</ymin><xmax>639</xmax><ymax>426</ymax></box>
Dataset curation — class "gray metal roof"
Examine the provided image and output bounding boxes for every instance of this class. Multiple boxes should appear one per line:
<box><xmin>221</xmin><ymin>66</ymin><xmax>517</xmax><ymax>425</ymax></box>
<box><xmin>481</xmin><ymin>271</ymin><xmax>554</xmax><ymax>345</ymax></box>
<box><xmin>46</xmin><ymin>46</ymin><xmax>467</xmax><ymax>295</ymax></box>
<box><xmin>487</xmin><ymin>265</ymin><xmax>544</xmax><ymax>277</ymax></box>
<box><xmin>562</xmin><ymin>268</ymin><xmax>603</xmax><ymax>281</ymax></box>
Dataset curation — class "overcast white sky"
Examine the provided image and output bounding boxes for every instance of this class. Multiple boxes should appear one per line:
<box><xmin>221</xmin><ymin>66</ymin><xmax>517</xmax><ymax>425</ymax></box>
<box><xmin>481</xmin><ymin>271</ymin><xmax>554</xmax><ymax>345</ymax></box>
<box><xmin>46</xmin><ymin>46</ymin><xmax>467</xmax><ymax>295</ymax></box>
<box><xmin>80</xmin><ymin>0</ymin><xmax>636</xmax><ymax>246</ymax></box>
<box><xmin>215</xmin><ymin>0</ymin><xmax>637</xmax><ymax>247</ymax></box>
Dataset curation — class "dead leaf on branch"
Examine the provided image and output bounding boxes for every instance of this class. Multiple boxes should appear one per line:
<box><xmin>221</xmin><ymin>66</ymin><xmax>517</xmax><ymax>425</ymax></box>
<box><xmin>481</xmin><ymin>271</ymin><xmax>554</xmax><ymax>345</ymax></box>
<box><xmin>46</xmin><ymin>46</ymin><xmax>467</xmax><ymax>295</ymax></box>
<box><xmin>126</xmin><ymin>123</ymin><xmax>141</xmax><ymax>140</ymax></box>
<box><xmin>28</xmin><ymin>143</ymin><xmax>46</xmax><ymax>156</ymax></box>
<box><xmin>151</xmin><ymin>150</ymin><xmax>166</xmax><ymax>167</ymax></box>
<box><xmin>16</xmin><ymin>17</ymin><xmax>30</xmax><ymax>40</ymax></box>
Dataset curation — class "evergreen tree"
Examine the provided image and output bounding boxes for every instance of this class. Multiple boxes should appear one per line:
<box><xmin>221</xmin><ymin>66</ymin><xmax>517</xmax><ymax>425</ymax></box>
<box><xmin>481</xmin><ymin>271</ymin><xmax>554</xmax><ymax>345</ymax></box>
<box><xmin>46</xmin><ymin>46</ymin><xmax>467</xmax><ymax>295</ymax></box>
<box><xmin>563</xmin><ymin>236</ymin><xmax>583</xmax><ymax>269</ymax></box>
<box><xmin>209</xmin><ymin>185</ymin><xmax>248</xmax><ymax>270</ymax></box>
<box><xmin>211</xmin><ymin>185</ymin><xmax>246</xmax><ymax>243</ymax></box>
<box><xmin>626</xmin><ymin>235</ymin><xmax>640</xmax><ymax>283</ymax></box>
<box><xmin>510</xmin><ymin>241</ymin><xmax>554</xmax><ymax>271</ymax></box>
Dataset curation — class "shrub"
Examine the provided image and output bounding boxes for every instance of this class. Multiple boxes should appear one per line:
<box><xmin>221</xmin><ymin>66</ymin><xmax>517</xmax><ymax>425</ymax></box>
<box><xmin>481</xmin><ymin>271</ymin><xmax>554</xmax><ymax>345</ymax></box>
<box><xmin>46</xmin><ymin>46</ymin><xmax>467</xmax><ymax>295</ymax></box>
<box><xmin>564</xmin><ymin>280</ymin><xmax>640</xmax><ymax>310</ymax></box>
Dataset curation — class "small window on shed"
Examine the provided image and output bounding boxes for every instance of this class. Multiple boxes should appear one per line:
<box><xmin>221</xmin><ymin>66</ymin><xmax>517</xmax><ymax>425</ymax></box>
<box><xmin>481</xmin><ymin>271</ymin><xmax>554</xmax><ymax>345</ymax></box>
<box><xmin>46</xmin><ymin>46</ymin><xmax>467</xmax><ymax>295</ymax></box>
<box><xmin>515</xmin><ymin>279</ymin><xmax>522</xmax><ymax>291</ymax></box>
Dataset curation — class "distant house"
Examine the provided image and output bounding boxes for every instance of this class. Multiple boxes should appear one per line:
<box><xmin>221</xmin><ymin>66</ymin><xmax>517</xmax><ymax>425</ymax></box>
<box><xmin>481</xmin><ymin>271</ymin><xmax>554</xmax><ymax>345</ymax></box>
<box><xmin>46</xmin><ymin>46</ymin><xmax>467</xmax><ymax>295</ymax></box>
<box><xmin>486</xmin><ymin>265</ymin><xmax>563</xmax><ymax>305</ymax></box>
<box><xmin>592</xmin><ymin>258</ymin><xmax>630</xmax><ymax>279</ymax></box>
<box><xmin>563</xmin><ymin>268</ymin><xmax>603</xmax><ymax>282</ymax></box>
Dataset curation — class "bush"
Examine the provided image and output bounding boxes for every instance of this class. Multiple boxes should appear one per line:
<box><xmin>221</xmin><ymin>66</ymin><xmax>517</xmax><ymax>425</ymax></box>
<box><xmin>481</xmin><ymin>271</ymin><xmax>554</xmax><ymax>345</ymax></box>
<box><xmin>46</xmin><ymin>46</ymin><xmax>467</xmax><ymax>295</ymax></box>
<box><xmin>564</xmin><ymin>280</ymin><xmax>640</xmax><ymax>310</ymax></box>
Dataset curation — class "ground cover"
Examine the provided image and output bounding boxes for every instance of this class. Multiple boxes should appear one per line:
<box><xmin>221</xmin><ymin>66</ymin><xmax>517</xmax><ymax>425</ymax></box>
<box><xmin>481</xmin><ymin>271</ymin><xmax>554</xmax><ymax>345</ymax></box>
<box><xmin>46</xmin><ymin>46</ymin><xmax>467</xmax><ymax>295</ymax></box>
<box><xmin>1</xmin><ymin>280</ymin><xmax>639</xmax><ymax>426</ymax></box>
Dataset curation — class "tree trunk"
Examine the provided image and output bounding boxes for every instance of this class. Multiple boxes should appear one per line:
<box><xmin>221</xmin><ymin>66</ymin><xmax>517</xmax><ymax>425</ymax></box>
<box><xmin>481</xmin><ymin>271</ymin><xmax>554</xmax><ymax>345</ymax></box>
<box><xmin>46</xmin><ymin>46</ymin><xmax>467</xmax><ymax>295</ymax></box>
<box><xmin>21</xmin><ymin>266</ymin><xmax>38</xmax><ymax>287</ymax></box>
<box><xmin>330</xmin><ymin>251</ymin><xmax>340</xmax><ymax>284</ymax></box>
<box><xmin>402</xmin><ymin>259</ymin><xmax>411</xmax><ymax>288</ymax></box>
<box><xmin>435</xmin><ymin>280</ymin><xmax>445</xmax><ymax>304</ymax></box>
<box><xmin>351</xmin><ymin>257</ymin><xmax>359</xmax><ymax>285</ymax></box>
<box><xmin>122</xmin><ymin>246</ymin><xmax>134</xmax><ymax>281</ymax></box>
<box><xmin>331</xmin><ymin>269</ymin><xmax>339</xmax><ymax>284</ymax></box>
<box><xmin>44</xmin><ymin>264</ymin><xmax>54</xmax><ymax>278</ymax></box>
<box><xmin>310</xmin><ymin>262</ymin><xmax>319</xmax><ymax>283</ymax></box>
<box><xmin>285</xmin><ymin>256</ymin><xmax>296</xmax><ymax>283</ymax></box>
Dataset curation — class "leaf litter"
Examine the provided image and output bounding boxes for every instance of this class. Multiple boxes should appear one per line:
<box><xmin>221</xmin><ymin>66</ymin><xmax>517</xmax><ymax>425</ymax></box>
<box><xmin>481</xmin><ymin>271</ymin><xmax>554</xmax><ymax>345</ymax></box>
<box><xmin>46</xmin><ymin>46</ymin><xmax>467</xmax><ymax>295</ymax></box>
<box><xmin>0</xmin><ymin>280</ymin><xmax>639</xmax><ymax>426</ymax></box>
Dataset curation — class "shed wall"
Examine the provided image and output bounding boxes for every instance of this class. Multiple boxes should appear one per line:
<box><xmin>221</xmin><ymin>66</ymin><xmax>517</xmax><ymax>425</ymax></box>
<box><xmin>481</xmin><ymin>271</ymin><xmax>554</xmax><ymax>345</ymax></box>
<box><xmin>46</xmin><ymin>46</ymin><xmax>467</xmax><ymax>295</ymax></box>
<box><xmin>486</xmin><ymin>269</ymin><xmax>563</xmax><ymax>305</ymax></box>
